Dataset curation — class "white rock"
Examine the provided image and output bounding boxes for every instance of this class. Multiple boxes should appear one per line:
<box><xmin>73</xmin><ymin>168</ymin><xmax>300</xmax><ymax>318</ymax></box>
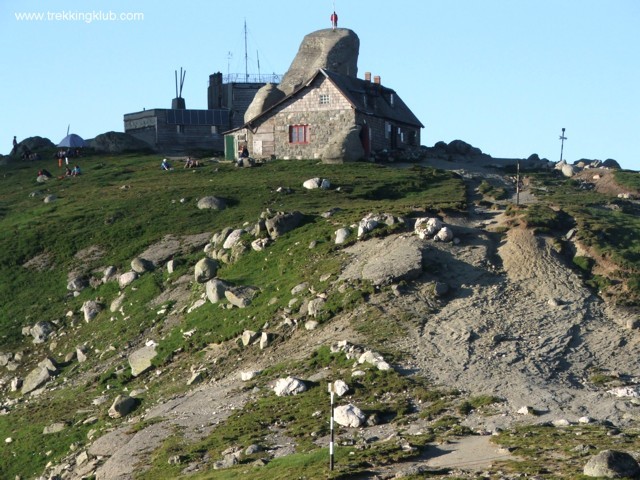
<box><xmin>223</xmin><ymin>229</ymin><xmax>245</xmax><ymax>249</ymax></box>
<box><xmin>240</xmin><ymin>370</ymin><xmax>260</xmax><ymax>381</ymax></box>
<box><xmin>334</xmin><ymin>404</ymin><xmax>366</xmax><ymax>427</ymax></box>
<box><xmin>273</xmin><ymin>376</ymin><xmax>307</xmax><ymax>396</ymax></box>
<box><xmin>118</xmin><ymin>271</ymin><xmax>138</xmax><ymax>289</ymax></box>
<box><xmin>303</xmin><ymin>178</ymin><xmax>321</xmax><ymax>190</ymax></box>
<box><xmin>335</xmin><ymin>228</ymin><xmax>350</xmax><ymax>244</ymax></box>
<box><xmin>333</xmin><ymin>380</ymin><xmax>349</xmax><ymax>397</ymax></box>
<box><xmin>607</xmin><ymin>386</ymin><xmax>640</xmax><ymax>397</ymax></box>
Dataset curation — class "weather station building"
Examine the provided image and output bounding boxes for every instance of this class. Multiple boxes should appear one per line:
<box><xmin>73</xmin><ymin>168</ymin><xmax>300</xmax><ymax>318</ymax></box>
<box><xmin>123</xmin><ymin>68</ymin><xmax>280</xmax><ymax>154</ymax></box>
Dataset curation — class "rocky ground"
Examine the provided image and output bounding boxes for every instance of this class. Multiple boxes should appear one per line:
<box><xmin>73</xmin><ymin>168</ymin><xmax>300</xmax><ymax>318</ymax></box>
<box><xmin>33</xmin><ymin>160</ymin><xmax>640</xmax><ymax>479</ymax></box>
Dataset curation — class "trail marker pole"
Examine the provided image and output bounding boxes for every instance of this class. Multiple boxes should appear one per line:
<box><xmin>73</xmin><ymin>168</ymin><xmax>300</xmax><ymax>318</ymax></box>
<box><xmin>516</xmin><ymin>160</ymin><xmax>520</xmax><ymax>206</ymax></box>
<box><xmin>559</xmin><ymin>127</ymin><xmax>567</xmax><ymax>163</ymax></box>
<box><xmin>328</xmin><ymin>382</ymin><xmax>335</xmax><ymax>471</ymax></box>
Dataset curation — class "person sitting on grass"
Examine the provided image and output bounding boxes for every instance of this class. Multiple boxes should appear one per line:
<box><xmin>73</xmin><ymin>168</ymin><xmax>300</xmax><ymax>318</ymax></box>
<box><xmin>71</xmin><ymin>165</ymin><xmax>81</xmax><ymax>176</ymax></box>
<box><xmin>161</xmin><ymin>158</ymin><xmax>171</xmax><ymax>171</ymax></box>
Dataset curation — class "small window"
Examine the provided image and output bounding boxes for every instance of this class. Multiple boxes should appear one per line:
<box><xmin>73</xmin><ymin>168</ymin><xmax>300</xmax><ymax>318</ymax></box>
<box><xmin>177</xmin><ymin>125</ymin><xmax>184</xmax><ymax>134</ymax></box>
<box><xmin>385</xmin><ymin>122</ymin><xmax>391</xmax><ymax>139</ymax></box>
<box><xmin>289</xmin><ymin>125</ymin><xmax>309</xmax><ymax>144</ymax></box>
<box><xmin>319</xmin><ymin>94</ymin><xmax>330</xmax><ymax>105</ymax></box>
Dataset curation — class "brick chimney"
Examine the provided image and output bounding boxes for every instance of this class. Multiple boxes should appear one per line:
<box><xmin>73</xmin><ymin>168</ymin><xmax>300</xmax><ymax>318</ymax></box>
<box><xmin>373</xmin><ymin>75</ymin><xmax>381</xmax><ymax>84</ymax></box>
<box><xmin>364</xmin><ymin>71</ymin><xmax>371</xmax><ymax>82</ymax></box>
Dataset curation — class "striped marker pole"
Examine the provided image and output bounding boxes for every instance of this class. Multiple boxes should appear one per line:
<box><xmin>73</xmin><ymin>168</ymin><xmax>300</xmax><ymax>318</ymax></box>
<box><xmin>328</xmin><ymin>382</ymin><xmax>335</xmax><ymax>471</ymax></box>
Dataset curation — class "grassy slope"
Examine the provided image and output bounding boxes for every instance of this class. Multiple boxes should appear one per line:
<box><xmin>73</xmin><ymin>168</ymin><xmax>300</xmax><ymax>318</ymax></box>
<box><xmin>1</xmin><ymin>155</ymin><xmax>639</xmax><ymax>479</ymax></box>
<box><xmin>0</xmin><ymin>154</ymin><xmax>464</xmax><ymax>478</ymax></box>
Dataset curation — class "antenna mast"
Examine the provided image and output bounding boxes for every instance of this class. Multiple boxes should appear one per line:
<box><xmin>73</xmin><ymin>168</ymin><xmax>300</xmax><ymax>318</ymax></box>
<box><xmin>244</xmin><ymin>19</ymin><xmax>248</xmax><ymax>82</ymax></box>
<box><xmin>257</xmin><ymin>50</ymin><xmax>261</xmax><ymax>78</ymax></box>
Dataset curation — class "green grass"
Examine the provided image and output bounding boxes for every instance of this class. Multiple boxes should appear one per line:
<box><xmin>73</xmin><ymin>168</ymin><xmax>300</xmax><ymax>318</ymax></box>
<box><xmin>0</xmin><ymin>153</ymin><xmax>466</xmax><ymax>478</ymax></box>
<box><xmin>493</xmin><ymin>424</ymin><xmax>640</xmax><ymax>478</ymax></box>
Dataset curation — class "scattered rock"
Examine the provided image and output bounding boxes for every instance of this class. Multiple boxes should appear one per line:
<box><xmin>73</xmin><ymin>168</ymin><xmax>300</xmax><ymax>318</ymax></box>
<box><xmin>335</xmin><ymin>227</ymin><xmax>350</xmax><ymax>244</ymax></box>
<box><xmin>128</xmin><ymin>345</ymin><xmax>157</xmax><ymax>377</ymax></box>
<box><xmin>583</xmin><ymin>449</ymin><xmax>640</xmax><ymax>478</ymax></box>
<box><xmin>197</xmin><ymin>196</ymin><xmax>227</xmax><ymax>210</ymax></box>
<box><xmin>82</xmin><ymin>300</ymin><xmax>102</xmax><ymax>322</ymax></box>
<box><xmin>334</xmin><ymin>404</ymin><xmax>366</xmax><ymax>427</ymax></box>
<box><xmin>118</xmin><ymin>271</ymin><xmax>138</xmax><ymax>288</ymax></box>
<box><xmin>108</xmin><ymin>395</ymin><xmax>137</xmax><ymax>418</ymax></box>
<box><xmin>273</xmin><ymin>376</ymin><xmax>307</xmax><ymax>396</ymax></box>
<box><xmin>194</xmin><ymin>257</ymin><xmax>219</xmax><ymax>283</ymax></box>
<box><xmin>30</xmin><ymin>321</ymin><xmax>55</xmax><ymax>344</ymax></box>
<box><xmin>225</xmin><ymin>285</ymin><xmax>259</xmax><ymax>308</ymax></box>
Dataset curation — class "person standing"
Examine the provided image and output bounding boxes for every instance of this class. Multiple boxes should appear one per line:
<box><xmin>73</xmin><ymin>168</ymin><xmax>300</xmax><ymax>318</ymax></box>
<box><xmin>331</xmin><ymin>11</ymin><xmax>338</xmax><ymax>30</ymax></box>
<box><xmin>12</xmin><ymin>136</ymin><xmax>17</xmax><ymax>154</ymax></box>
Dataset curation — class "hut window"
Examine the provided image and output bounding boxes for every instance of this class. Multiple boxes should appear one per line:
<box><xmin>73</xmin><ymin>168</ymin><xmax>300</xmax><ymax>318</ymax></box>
<box><xmin>289</xmin><ymin>125</ymin><xmax>309</xmax><ymax>144</ymax></box>
<box><xmin>319</xmin><ymin>94</ymin><xmax>330</xmax><ymax>105</ymax></box>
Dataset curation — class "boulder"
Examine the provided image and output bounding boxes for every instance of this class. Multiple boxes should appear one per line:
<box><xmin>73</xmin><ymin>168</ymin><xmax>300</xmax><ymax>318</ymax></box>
<box><xmin>15</xmin><ymin>136</ymin><xmax>55</xmax><ymax>155</ymax></box>
<box><xmin>194</xmin><ymin>257</ymin><xmax>219</xmax><ymax>283</ymax></box>
<box><xmin>88</xmin><ymin>131</ymin><xmax>152</xmax><ymax>154</ymax></box>
<box><xmin>259</xmin><ymin>332</ymin><xmax>271</xmax><ymax>350</ymax></box>
<box><xmin>251</xmin><ymin>237</ymin><xmax>270</xmax><ymax>251</ymax></box>
<box><xmin>265</xmin><ymin>211</ymin><xmax>304</xmax><ymax>239</ymax></box>
<box><xmin>303</xmin><ymin>178</ymin><xmax>322</xmax><ymax>190</ymax></box>
<box><xmin>335</xmin><ymin>227</ymin><xmax>350</xmax><ymax>244</ymax></box>
<box><xmin>222</xmin><ymin>229</ymin><xmax>245</xmax><ymax>249</ymax></box>
<box><xmin>291</xmin><ymin>282</ymin><xmax>309</xmax><ymax>296</ymax></box>
<box><xmin>241</xmin><ymin>330</ymin><xmax>259</xmax><ymax>346</ymax></box>
<box><xmin>435</xmin><ymin>226</ymin><xmax>454</xmax><ymax>242</ymax></box>
<box><xmin>334</xmin><ymin>404</ymin><xmax>366</xmax><ymax>427</ymax></box>
<box><xmin>244</xmin><ymin>82</ymin><xmax>286</xmax><ymax>123</ymax></box>
<box><xmin>225</xmin><ymin>286</ymin><xmax>259</xmax><ymax>308</ymax></box>
<box><xmin>118</xmin><ymin>271</ymin><xmax>138</xmax><ymax>288</ymax></box>
<box><xmin>240</xmin><ymin>370</ymin><xmax>260</xmax><ymax>381</ymax></box>
<box><xmin>43</xmin><ymin>195</ymin><xmax>56</xmax><ymax>203</ymax></box>
<box><xmin>333</xmin><ymin>380</ymin><xmax>349</xmax><ymax>397</ymax></box>
<box><xmin>307</xmin><ymin>298</ymin><xmax>326</xmax><ymax>317</ymax></box>
<box><xmin>414</xmin><ymin>217</ymin><xmax>443</xmax><ymax>239</ymax></box>
<box><xmin>197</xmin><ymin>196</ymin><xmax>227</xmax><ymax>210</ymax></box>
<box><xmin>30</xmin><ymin>321</ymin><xmax>55</xmax><ymax>344</ymax></box>
<box><xmin>245</xmin><ymin>28</ymin><xmax>359</xmax><ymax>122</ymax></box>
<box><xmin>67</xmin><ymin>275</ymin><xmax>88</xmax><ymax>292</ymax></box>
<box><xmin>43</xmin><ymin>422</ymin><xmax>67</xmax><ymax>435</ymax></box>
<box><xmin>583</xmin><ymin>450</ymin><xmax>640</xmax><ymax>478</ymax></box>
<box><xmin>131</xmin><ymin>257</ymin><xmax>154</xmax><ymax>274</ymax></box>
<box><xmin>205</xmin><ymin>278</ymin><xmax>229</xmax><ymax>304</ymax></box>
<box><xmin>357</xmin><ymin>215</ymin><xmax>379</xmax><ymax>238</ymax></box>
<box><xmin>273</xmin><ymin>376</ymin><xmax>307</xmax><ymax>396</ymax></box>
<box><xmin>82</xmin><ymin>300</ymin><xmax>102</xmax><ymax>322</ymax></box>
<box><xmin>128</xmin><ymin>345</ymin><xmax>157</xmax><ymax>377</ymax></box>
<box><xmin>110</xmin><ymin>293</ymin><xmax>126</xmax><ymax>313</ymax></box>
<box><xmin>108</xmin><ymin>395</ymin><xmax>137</xmax><ymax>418</ymax></box>
<box><xmin>340</xmin><ymin>235</ymin><xmax>424</xmax><ymax>286</ymax></box>
<box><xmin>561</xmin><ymin>163</ymin><xmax>575</xmax><ymax>177</ymax></box>
<box><xmin>103</xmin><ymin>266</ymin><xmax>118</xmax><ymax>283</ymax></box>
<box><xmin>21</xmin><ymin>360</ymin><xmax>57</xmax><ymax>394</ymax></box>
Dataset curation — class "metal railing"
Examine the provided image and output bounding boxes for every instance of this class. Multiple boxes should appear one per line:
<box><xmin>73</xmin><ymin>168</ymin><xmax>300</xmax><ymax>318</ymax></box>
<box><xmin>215</xmin><ymin>73</ymin><xmax>281</xmax><ymax>84</ymax></box>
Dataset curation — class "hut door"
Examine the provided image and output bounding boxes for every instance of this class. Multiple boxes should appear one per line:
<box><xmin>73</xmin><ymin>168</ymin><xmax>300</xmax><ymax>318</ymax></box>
<box><xmin>359</xmin><ymin>125</ymin><xmax>371</xmax><ymax>158</ymax></box>
<box><xmin>224</xmin><ymin>135</ymin><xmax>236</xmax><ymax>160</ymax></box>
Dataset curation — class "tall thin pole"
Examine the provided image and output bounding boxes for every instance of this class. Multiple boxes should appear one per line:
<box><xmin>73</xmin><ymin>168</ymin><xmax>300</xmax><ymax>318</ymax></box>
<box><xmin>329</xmin><ymin>383</ymin><xmax>335</xmax><ymax>471</ymax></box>
<box><xmin>244</xmin><ymin>19</ymin><xmax>248</xmax><ymax>82</ymax></box>
<box><xmin>516</xmin><ymin>160</ymin><xmax>520</xmax><ymax>206</ymax></box>
<box><xmin>559</xmin><ymin>127</ymin><xmax>567</xmax><ymax>163</ymax></box>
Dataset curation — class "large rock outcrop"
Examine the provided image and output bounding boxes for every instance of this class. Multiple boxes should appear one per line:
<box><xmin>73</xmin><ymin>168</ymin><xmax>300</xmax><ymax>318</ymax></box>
<box><xmin>88</xmin><ymin>131</ymin><xmax>152</xmax><ymax>154</ymax></box>
<box><xmin>245</xmin><ymin>28</ymin><xmax>359</xmax><ymax>122</ymax></box>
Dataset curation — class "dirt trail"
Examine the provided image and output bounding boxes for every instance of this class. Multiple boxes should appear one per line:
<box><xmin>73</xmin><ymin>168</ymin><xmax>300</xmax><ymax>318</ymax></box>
<box><xmin>388</xmin><ymin>225</ymin><xmax>640</xmax><ymax>431</ymax></box>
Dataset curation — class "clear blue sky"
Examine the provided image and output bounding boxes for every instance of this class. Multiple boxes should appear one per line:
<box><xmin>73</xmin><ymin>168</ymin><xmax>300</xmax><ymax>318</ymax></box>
<box><xmin>2</xmin><ymin>0</ymin><xmax>639</xmax><ymax>170</ymax></box>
